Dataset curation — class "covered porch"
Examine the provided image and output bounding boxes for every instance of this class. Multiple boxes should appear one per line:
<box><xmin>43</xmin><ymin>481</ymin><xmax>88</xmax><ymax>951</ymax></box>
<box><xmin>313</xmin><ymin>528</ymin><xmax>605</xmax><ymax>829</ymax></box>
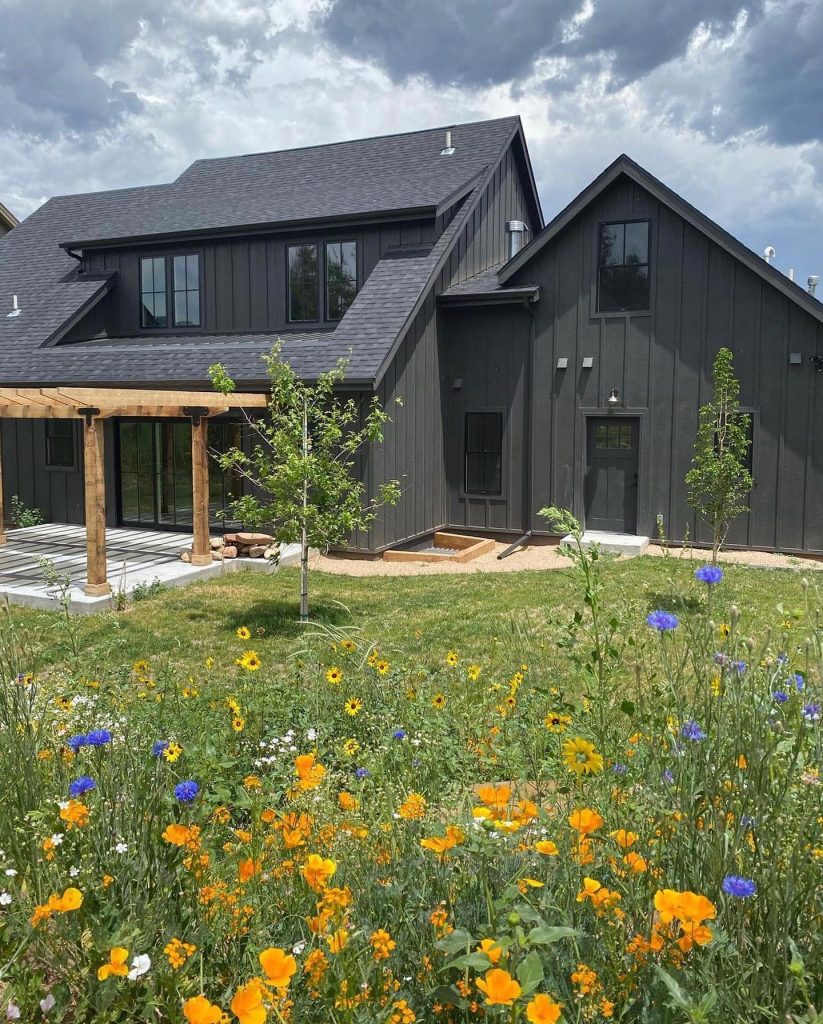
<box><xmin>0</xmin><ymin>387</ymin><xmax>273</xmax><ymax>611</ymax></box>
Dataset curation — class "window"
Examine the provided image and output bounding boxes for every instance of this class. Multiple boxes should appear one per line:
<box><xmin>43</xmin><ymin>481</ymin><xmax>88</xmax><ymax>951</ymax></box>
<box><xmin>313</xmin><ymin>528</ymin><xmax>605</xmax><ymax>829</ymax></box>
<box><xmin>173</xmin><ymin>254</ymin><xmax>201</xmax><ymax>327</ymax></box>
<box><xmin>140</xmin><ymin>256</ymin><xmax>168</xmax><ymax>328</ymax></box>
<box><xmin>287</xmin><ymin>244</ymin><xmax>319</xmax><ymax>322</ymax></box>
<box><xmin>325</xmin><ymin>241</ymin><xmax>357</xmax><ymax>320</ymax></box>
<box><xmin>597</xmin><ymin>220</ymin><xmax>650</xmax><ymax>312</ymax></box>
<box><xmin>465</xmin><ymin>412</ymin><xmax>503</xmax><ymax>495</ymax></box>
<box><xmin>45</xmin><ymin>420</ymin><xmax>75</xmax><ymax>469</ymax></box>
<box><xmin>594</xmin><ymin>422</ymin><xmax>633</xmax><ymax>449</ymax></box>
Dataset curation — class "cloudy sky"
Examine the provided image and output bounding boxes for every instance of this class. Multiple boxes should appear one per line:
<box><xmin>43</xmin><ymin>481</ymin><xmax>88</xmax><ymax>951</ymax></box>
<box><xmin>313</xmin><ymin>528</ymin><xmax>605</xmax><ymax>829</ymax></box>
<box><xmin>2</xmin><ymin>0</ymin><xmax>822</xmax><ymax>283</ymax></box>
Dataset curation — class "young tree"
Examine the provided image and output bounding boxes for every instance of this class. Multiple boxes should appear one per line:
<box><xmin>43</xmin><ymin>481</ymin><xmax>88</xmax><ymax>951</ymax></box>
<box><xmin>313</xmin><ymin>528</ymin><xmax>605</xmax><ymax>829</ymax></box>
<box><xmin>209</xmin><ymin>345</ymin><xmax>400</xmax><ymax>620</ymax></box>
<box><xmin>686</xmin><ymin>347</ymin><xmax>753</xmax><ymax>563</ymax></box>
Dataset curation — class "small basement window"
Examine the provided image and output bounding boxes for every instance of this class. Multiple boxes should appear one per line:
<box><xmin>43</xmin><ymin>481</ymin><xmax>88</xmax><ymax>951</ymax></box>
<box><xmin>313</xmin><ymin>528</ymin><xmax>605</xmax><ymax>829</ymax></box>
<box><xmin>45</xmin><ymin>420</ymin><xmax>76</xmax><ymax>469</ymax></box>
<box><xmin>465</xmin><ymin>412</ymin><xmax>503</xmax><ymax>495</ymax></box>
<box><xmin>598</xmin><ymin>220</ymin><xmax>650</xmax><ymax>312</ymax></box>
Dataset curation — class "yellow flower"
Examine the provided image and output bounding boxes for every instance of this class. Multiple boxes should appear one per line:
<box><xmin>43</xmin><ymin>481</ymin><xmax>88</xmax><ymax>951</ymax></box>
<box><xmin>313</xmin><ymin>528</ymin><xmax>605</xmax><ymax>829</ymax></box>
<box><xmin>231</xmin><ymin>979</ymin><xmax>266</xmax><ymax>1024</ymax></box>
<box><xmin>342</xmin><ymin>738</ymin><xmax>360</xmax><ymax>756</ymax></box>
<box><xmin>376</xmin><ymin>659</ymin><xmax>390</xmax><ymax>676</ymax></box>
<box><xmin>236</xmin><ymin>626</ymin><xmax>251</xmax><ymax>640</ymax></box>
<box><xmin>432</xmin><ymin>694</ymin><xmax>447</xmax><ymax>710</ymax></box>
<box><xmin>534</xmin><ymin>840</ymin><xmax>559</xmax><ymax>856</ymax></box>
<box><xmin>259</xmin><ymin>947</ymin><xmax>297</xmax><ymax>989</ymax></box>
<box><xmin>98</xmin><ymin>946</ymin><xmax>130</xmax><ymax>981</ymax></box>
<box><xmin>562</xmin><ymin>737</ymin><xmax>604</xmax><ymax>776</ymax></box>
<box><xmin>340</xmin><ymin>638</ymin><xmax>357</xmax><ymax>653</ymax></box>
<box><xmin>301</xmin><ymin>853</ymin><xmax>337</xmax><ymax>892</ymax></box>
<box><xmin>467</xmin><ymin>664</ymin><xmax>481</xmax><ymax>681</ymax></box>
<box><xmin>476</xmin><ymin>968</ymin><xmax>522</xmax><ymax>1006</ymax></box>
<box><xmin>445</xmin><ymin>651</ymin><xmax>459</xmax><ymax>667</ymax></box>
<box><xmin>477</xmin><ymin>937</ymin><xmax>504</xmax><ymax>964</ymax></box>
<box><xmin>326</xmin><ymin>928</ymin><xmax>350</xmax><ymax>953</ymax></box>
<box><xmin>59</xmin><ymin>800</ymin><xmax>89</xmax><ymax>829</ymax></box>
<box><xmin>236</xmin><ymin>650</ymin><xmax>261</xmax><ymax>671</ymax></box>
<box><xmin>568</xmin><ymin>808</ymin><xmax>604</xmax><ymax>834</ymax></box>
<box><xmin>370</xmin><ymin>928</ymin><xmax>396</xmax><ymax>961</ymax></box>
<box><xmin>526</xmin><ymin>993</ymin><xmax>563</xmax><ymax>1023</ymax></box>
<box><xmin>165</xmin><ymin>937</ymin><xmax>197</xmax><ymax>969</ymax></box>
<box><xmin>326</xmin><ymin>666</ymin><xmax>343</xmax><ymax>685</ymax></box>
<box><xmin>183</xmin><ymin>995</ymin><xmax>223</xmax><ymax>1024</ymax></box>
<box><xmin>398</xmin><ymin>792</ymin><xmax>427</xmax><ymax>820</ymax></box>
<box><xmin>204</xmin><ymin>657</ymin><xmax>214</xmax><ymax>669</ymax></box>
<box><xmin>544</xmin><ymin>713</ymin><xmax>571</xmax><ymax>733</ymax></box>
<box><xmin>163</xmin><ymin>741</ymin><xmax>183</xmax><ymax>763</ymax></box>
<box><xmin>232</xmin><ymin>716</ymin><xmax>245</xmax><ymax>732</ymax></box>
<box><xmin>344</xmin><ymin>697</ymin><xmax>363</xmax><ymax>716</ymax></box>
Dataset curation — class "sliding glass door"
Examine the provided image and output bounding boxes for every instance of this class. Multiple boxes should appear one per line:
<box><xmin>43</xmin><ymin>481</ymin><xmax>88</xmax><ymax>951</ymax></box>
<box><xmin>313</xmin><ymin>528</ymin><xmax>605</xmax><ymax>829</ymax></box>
<box><xmin>117</xmin><ymin>419</ymin><xmax>243</xmax><ymax>530</ymax></box>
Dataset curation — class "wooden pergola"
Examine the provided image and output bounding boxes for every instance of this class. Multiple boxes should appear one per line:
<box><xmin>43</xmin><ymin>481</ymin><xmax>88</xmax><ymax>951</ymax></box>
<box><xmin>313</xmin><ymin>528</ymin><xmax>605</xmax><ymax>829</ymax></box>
<box><xmin>0</xmin><ymin>387</ymin><xmax>268</xmax><ymax>595</ymax></box>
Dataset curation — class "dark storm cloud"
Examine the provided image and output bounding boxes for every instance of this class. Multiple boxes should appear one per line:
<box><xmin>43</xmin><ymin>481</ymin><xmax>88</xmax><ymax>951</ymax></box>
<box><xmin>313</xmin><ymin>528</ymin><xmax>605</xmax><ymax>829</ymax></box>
<box><xmin>0</xmin><ymin>0</ymin><xmax>273</xmax><ymax>139</ymax></box>
<box><xmin>318</xmin><ymin>0</ymin><xmax>756</xmax><ymax>89</ymax></box>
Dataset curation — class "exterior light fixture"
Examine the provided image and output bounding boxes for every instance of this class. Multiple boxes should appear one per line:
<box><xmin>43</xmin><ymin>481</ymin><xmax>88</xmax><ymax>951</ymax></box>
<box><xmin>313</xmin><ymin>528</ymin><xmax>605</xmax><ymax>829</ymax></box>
<box><xmin>607</xmin><ymin>388</ymin><xmax>620</xmax><ymax>406</ymax></box>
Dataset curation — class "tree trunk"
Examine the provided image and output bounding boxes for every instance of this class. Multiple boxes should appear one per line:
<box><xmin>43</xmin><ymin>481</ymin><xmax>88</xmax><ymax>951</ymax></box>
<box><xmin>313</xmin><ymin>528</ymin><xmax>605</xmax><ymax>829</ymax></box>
<box><xmin>300</xmin><ymin>399</ymin><xmax>309</xmax><ymax>622</ymax></box>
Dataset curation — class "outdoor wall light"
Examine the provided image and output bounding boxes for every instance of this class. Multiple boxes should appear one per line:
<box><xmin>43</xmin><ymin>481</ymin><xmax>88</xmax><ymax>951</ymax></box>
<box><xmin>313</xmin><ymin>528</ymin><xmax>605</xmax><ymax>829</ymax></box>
<box><xmin>607</xmin><ymin>388</ymin><xmax>620</xmax><ymax>406</ymax></box>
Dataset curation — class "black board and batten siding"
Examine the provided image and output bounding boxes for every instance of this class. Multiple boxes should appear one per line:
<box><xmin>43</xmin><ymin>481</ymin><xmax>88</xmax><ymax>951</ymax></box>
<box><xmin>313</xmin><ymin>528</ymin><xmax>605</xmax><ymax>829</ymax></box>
<box><xmin>504</xmin><ymin>174</ymin><xmax>823</xmax><ymax>553</ymax></box>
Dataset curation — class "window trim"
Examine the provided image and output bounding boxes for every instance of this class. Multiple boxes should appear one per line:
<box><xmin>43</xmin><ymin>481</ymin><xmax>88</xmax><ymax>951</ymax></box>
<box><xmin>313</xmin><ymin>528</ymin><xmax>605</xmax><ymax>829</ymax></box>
<box><xmin>463</xmin><ymin>410</ymin><xmax>504</xmax><ymax>497</ymax></box>
<box><xmin>171</xmin><ymin>253</ymin><xmax>202</xmax><ymax>329</ymax></box>
<box><xmin>139</xmin><ymin>255</ymin><xmax>169</xmax><ymax>330</ymax></box>
<box><xmin>594</xmin><ymin>218</ymin><xmax>652</xmax><ymax>316</ymax></box>
<box><xmin>286</xmin><ymin>242</ymin><xmax>320</xmax><ymax>324</ymax></box>
<box><xmin>44</xmin><ymin>419</ymin><xmax>77</xmax><ymax>471</ymax></box>
<box><xmin>139</xmin><ymin>251</ymin><xmax>202</xmax><ymax>333</ymax></box>
<box><xmin>324</xmin><ymin>239</ymin><xmax>358</xmax><ymax>323</ymax></box>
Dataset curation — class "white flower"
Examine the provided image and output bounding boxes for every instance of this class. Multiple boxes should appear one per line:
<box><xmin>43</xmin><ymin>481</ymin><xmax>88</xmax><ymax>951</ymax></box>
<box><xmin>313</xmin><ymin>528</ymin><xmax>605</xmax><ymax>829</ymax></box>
<box><xmin>51</xmin><ymin>834</ymin><xmax>64</xmax><ymax>846</ymax></box>
<box><xmin>6</xmin><ymin>1004</ymin><xmax>20</xmax><ymax>1021</ymax></box>
<box><xmin>69</xmin><ymin>866</ymin><xmax>80</xmax><ymax>878</ymax></box>
<box><xmin>0</xmin><ymin>892</ymin><xmax>12</xmax><ymax>906</ymax></box>
<box><xmin>127</xmin><ymin>954</ymin><xmax>152</xmax><ymax>981</ymax></box>
<box><xmin>39</xmin><ymin>994</ymin><xmax>56</xmax><ymax>1014</ymax></box>
<box><xmin>115</xmin><ymin>842</ymin><xmax>128</xmax><ymax>854</ymax></box>
<box><xmin>306</xmin><ymin>728</ymin><xmax>317</xmax><ymax>741</ymax></box>
<box><xmin>4</xmin><ymin>869</ymin><xmax>17</xmax><ymax>877</ymax></box>
<box><xmin>292</xmin><ymin>940</ymin><xmax>306</xmax><ymax>955</ymax></box>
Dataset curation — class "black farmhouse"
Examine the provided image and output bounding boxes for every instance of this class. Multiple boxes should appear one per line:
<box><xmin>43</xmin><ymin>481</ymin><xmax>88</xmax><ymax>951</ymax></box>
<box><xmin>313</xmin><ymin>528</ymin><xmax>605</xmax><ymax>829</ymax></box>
<box><xmin>1</xmin><ymin>116</ymin><xmax>823</xmax><ymax>555</ymax></box>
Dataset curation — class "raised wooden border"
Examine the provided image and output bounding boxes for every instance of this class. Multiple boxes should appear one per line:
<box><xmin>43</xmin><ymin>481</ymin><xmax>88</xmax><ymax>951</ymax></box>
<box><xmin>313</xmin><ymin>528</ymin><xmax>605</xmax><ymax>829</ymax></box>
<box><xmin>383</xmin><ymin>531</ymin><xmax>495</xmax><ymax>563</ymax></box>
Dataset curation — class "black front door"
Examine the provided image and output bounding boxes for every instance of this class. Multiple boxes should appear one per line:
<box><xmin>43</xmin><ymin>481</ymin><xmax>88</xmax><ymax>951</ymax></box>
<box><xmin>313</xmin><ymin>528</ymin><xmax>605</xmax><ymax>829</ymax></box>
<box><xmin>585</xmin><ymin>418</ymin><xmax>639</xmax><ymax>533</ymax></box>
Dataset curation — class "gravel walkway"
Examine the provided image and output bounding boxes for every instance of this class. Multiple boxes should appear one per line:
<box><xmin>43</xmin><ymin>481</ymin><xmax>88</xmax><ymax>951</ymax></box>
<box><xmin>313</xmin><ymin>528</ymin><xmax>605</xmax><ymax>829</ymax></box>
<box><xmin>310</xmin><ymin>539</ymin><xmax>823</xmax><ymax>577</ymax></box>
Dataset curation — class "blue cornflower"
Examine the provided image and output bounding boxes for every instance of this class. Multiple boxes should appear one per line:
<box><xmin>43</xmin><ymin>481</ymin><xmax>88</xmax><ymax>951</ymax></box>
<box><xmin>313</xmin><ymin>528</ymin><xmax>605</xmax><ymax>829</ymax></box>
<box><xmin>661</xmin><ymin>769</ymin><xmax>675</xmax><ymax>785</ymax></box>
<box><xmin>67</xmin><ymin>734</ymin><xmax>88</xmax><ymax>752</ymax></box>
<box><xmin>772</xmin><ymin>690</ymin><xmax>789</xmax><ymax>705</ymax></box>
<box><xmin>174</xmin><ymin>780</ymin><xmax>200</xmax><ymax>802</ymax></box>
<box><xmin>86</xmin><ymin>729</ymin><xmax>112</xmax><ymax>747</ymax></box>
<box><xmin>733</xmin><ymin>660</ymin><xmax>747</xmax><ymax>674</ymax></box>
<box><xmin>695</xmin><ymin>565</ymin><xmax>724</xmax><ymax>584</ymax></box>
<box><xmin>68</xmin><ymin>776</ymin><xmax>96</xmax><ymax>797</ymax></box>
<box><xmin>647</xmin><ymin>610</ymin><xmax>679</xmax><ymax>631</ymax></box>
<box><xmin>802</xmin><ymin>702</ymin><xmax>821</xmax><ymax>722</ymax></box>
<box><xmin>612</xmin><ymin>763</ymin><xmax>628</xmax><ymax>776</ymax></box>
<box><xmin>791</xmin><ymin>673</ymin><xmax>805</xmax><ymax>692</ymax></box>
<box><xmin>354</xmin><ymin>767</ymin><xmax>370</xmax><ymax>779</ymax></box>
<box><xmin>392</xmin><ymin>729</ymin><xmax>407</xmax><ymax>740</ymax></box>
<box><xmin>681</xmin><ymin>720</ymin><xmax>706</xmax><ymax>742</ymax></box>
<box><xmin>722</xmin><ymin>875</ymin><xmax>757</xmax><ymax>898</ymax></box>
<box><xmin>152</xmin><ymin>739</ymin><xmax>170</xmax><ymax>757</ymax></box>
<box><xmin>740</xmin><ymin>815</ymin><xmax>757</xmax><ymax>828</ymax></box>
<box><xmin>776</xmin><ymin>653</ymin><xmax>789</xmax><ymax>665</ymax></box>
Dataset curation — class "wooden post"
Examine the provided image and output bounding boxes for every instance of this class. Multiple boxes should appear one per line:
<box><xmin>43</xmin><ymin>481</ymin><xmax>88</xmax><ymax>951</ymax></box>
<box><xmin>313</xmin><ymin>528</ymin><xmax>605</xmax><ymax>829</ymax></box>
<box><xmin>0</xmin><ymin>420</ymin><xmax>6</xmax><ymax>545</ymax></box>
<box><xmin>82</xmin><ymin>414</ymin><xmax>110</xmax><ymax>596</ymax></box>
<box><xmin>190</xmin><ymin>414</ymin><xmax>212</xmax><ymax>566</ymax></box>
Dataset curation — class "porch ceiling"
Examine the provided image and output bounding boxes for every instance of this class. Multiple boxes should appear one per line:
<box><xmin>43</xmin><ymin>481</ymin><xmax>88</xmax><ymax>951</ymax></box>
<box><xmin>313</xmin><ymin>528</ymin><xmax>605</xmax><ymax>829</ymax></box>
<box><xmin>0</xmin><ymin>387</ymin><xmax>268</xmax><ymax>419</ymax></box>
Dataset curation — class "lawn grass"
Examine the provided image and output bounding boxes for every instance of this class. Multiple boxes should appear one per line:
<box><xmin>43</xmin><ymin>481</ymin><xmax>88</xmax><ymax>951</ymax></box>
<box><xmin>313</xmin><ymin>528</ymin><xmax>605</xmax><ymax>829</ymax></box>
<box><xmin>8</xmin><ymin>552</ymin><xmax>814</xmax><ymax>680</ymax></box>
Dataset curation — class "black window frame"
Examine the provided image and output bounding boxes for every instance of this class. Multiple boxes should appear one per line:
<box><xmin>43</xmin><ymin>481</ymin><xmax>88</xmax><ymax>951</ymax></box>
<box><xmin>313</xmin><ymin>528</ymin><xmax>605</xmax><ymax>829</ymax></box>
<box><xmin>45</xmin><ymin>419</ymin><xmax>77</xmax><ymax>471</ymax></box>
<box><xmin>139</xmin><ymin>252</ymin><xmax>201</xmax><ymax>332</ymax></box>
<box><xmin>464</xmin><ymin>411</ymin><xmax>503</xmax><ymax>497</ymax></box>
<box><xmin>286</xmin><ymin>242</ymin><xmax>320</xmax><ymax>323</ymax></box>
<box><xmin>171</xmin><ymin>253</ymin><xmax>202</xmax><ymax>328</ymax></box>
<box><xmin>324</xmin><ymin>239</ymin><xmax>358</xmax><ymax>322</ymax></box>
<box><xmin>596</xmin><ymin>219</ymin><xmax>651</xmax><ymax>314</ymax></box>
<box><xmin>139</xmin><ymin>256</ymin><xmax>168</xmax><ymax>329</ymax></box>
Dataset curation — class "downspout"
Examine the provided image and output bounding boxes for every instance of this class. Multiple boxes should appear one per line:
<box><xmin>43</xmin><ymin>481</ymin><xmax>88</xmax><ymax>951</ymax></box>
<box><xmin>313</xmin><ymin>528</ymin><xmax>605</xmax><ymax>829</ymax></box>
<box><xmin>498</xmin><ymin>293</ymin><xmax>537</xmax><ymax>559</ymax></box>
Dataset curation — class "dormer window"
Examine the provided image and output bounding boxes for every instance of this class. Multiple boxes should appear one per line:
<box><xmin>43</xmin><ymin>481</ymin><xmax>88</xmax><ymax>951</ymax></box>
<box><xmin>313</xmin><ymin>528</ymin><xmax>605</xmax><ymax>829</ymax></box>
<box><xmin>597</xmin><ymin>220</ymin><xmax>650</xmax><ymax>312</ymax></box>
<box><xmin>287</xmin><ymin>244</ymin><xmax>319</xmax><ymax>322</ymax></box>
<box><xmin>325</xmin><ymin>241</ymin><xmax>357</xmax><ymax>320</ymax></box>
<box><xmin>140</xmin><ymin>254</ymin><xmax>201</xmax><ymax>330</ymax></box>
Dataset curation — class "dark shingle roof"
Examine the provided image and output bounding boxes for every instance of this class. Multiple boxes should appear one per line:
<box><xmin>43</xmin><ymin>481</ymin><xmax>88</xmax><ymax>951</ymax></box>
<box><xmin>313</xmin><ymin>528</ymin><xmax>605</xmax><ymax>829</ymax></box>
<box><xmin>0</xmin><ymin>117</ymin><xmax>522</xmax><ymax>389</ymax></box>
<box><xmin>439</xmin><ymin>262</ymin><xmax>539</xmax><ymax>303</ymax></box>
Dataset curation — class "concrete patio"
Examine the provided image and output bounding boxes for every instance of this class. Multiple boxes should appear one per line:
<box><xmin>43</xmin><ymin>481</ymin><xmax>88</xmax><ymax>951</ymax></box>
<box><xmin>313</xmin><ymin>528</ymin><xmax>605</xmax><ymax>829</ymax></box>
<box><xmin>0</xmin><ymin>524</ymin><xmax>299</xmax><ymax>613</ymax></box>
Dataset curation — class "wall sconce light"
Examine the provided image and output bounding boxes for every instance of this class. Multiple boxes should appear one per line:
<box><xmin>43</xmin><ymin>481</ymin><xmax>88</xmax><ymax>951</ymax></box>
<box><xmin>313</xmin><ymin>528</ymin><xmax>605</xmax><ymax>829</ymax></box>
<box><xmin>607</xmin><ymin>388</ymin><xmax>620</xmax><ymax>406</ymax></box>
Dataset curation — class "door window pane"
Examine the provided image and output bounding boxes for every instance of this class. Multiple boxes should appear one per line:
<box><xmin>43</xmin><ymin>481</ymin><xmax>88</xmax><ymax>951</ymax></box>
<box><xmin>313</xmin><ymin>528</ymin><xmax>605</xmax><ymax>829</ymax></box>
<box><xmin>172</xmin><ymin>254</ymin><xmax>201</xmax><ymax>327</ymax></box>
<box><xmin>464</xmin><ymin>412</ymin><xmax>503</xmax><ymax>495</ymax></box>
<box><xmin>597</xmin><ymin>221</ymin><xmax>650</xmax><ymax>312</ymax></box>
<box><xmin>325</xmin><ymin>240</ymin><xmax>358</xmax><ymax>320</ymax></box>
<box><xmin>287</xmin><ymin>244</ymin><xmax>319</xmax><ymax>321</ymax></box>
<box><xmin>140</xmin><ymin>257</ymin><xmax>168</xmax><ymax>328</ymax></box>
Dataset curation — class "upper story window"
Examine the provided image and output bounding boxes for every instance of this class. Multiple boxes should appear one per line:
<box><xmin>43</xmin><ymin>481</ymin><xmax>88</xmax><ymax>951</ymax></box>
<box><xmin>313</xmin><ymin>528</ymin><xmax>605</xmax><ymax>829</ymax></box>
<box><xmin>597</xmin><ymin>220</ymin><xmax>650</xmax><ymax>312</ymax></box>
<box><xmin>140</xmin><ymin>254</ymin><xmax>200</xmax><ymax>329</ymax></box>
<box><xmin>325</xmin><ymin>240</ymin><xmax>357</xmax><ymax>320</ymax></box>
<box><xmin>465</xmin><ymin>412</ymin><xmax>503</xmax><ymax>496</ymax></box>
<box><xmin>287</xmin><ymin>244</ymin><xmax>319</xmax><ymax>322</ymax></box>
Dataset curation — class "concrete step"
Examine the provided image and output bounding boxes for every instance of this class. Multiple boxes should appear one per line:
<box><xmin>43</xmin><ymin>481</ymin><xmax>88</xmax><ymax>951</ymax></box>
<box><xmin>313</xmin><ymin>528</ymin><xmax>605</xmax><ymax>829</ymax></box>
<box><xmin>562</xmin><ymin>531</ymin><xmax>650</xmax><ymax>556</ymax></box>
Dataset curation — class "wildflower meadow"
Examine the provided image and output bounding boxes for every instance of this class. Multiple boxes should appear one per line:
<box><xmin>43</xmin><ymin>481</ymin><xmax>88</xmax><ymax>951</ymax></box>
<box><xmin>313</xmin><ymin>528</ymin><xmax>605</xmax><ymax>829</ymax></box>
<box><xmin>0</xmin><ymin>537</ymin><xmax>821</xmax><ymax>1023</ymax></box>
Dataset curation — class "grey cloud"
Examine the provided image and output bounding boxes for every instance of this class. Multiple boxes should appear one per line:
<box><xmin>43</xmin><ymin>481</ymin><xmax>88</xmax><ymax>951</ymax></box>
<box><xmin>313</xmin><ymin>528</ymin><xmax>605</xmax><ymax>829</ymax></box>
<box><xmin>318</xmin><ymin>0</ymin><xmax>756</xmax><ymax>89</ymax></box>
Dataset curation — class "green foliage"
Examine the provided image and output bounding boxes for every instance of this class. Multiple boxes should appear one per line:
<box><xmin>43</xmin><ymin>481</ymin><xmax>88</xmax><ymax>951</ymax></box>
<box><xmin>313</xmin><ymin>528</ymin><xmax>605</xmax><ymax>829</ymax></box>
<box><xmin>686</xmin><ymin>348</ymin><xmax>753</xmax><ymax>562</ymax></box>
<box><xmin>9</xmin><ymin>495</ymin><xmax>44</xmax><ymax>528</ymax></box>
<box><xmin>209</xmin><ymin>345</ymin><xmax>400</xmax><ymax>619</ymax></box>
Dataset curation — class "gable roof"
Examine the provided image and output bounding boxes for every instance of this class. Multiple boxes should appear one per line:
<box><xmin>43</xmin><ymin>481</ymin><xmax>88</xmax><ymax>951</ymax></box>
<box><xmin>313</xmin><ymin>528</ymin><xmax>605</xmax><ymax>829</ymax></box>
<box><xmin>0</xmin><ymin>117</ymin><xmax>534</xmax><ymax>389</ymax></box>
<box><xmin>499</xmin><ymin>154</ymin><xmax>823</xmax><ymax>325</ymax></box>
<box><xmin>0</xmin><ymin>202</ymin><xmax>18</xmax><ymax>231</ymax></box>
<box><xmin>60</xmin><ymin>117</ymin><xmax>521</xmax><ymax>249</ymax></box>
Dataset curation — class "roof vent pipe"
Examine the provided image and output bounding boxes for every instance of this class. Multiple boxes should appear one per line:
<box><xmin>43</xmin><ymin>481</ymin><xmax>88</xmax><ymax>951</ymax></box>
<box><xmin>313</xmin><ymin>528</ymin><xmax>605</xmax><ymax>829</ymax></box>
<box><xmin>788</xmin><ymin>267</ymin><xmax>795</xmax><ymax>282</ymax></box>
<box><xmin>506</xmin><ymin>220</ymin><xmax>528</xmax><ymax>259</ymax></box>
<box><xmin>809</xmin><ymin>275</ymin><xmax>819</xmax><ymax>296</ymax></box>
<box><xmin>440</xmin><ymin>130</ymin><xmax>455</xmax><ymax>156</ymax></box>
<box><xmin>6</xmin><ymin>294</ymin><xmax>21</xmax><ymax>319</ymax></box>
<box><xmin>763</xmin><ymin>245</ymin><xmax>776</xmax><ymax>264</ymax></box>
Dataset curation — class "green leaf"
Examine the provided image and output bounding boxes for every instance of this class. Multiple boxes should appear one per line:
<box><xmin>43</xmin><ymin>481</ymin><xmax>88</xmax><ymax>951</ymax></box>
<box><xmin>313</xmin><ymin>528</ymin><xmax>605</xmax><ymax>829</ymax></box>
<box><xmin>516</xmin><ymin>951</ymin><xmax>544</xmax><ymax>995</ymax></box>
<box><xmin>442</xmin><ymin>953</ymin><xmax>493</xmax><ymax>972</ymax></box>
<box><xmin>654</xmin><ymin>965</ymin><xmax>690</xmax><ymax>1009</ymax></box>
<box><xmin>435</xmin><ymin>927</ymin><xmax>473</xmax><ymax>955</ymax></box>
<box><xmin>527</xmin><ymin>925</ymin><xmax>582</xmax><ymax>946</ymax></box>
